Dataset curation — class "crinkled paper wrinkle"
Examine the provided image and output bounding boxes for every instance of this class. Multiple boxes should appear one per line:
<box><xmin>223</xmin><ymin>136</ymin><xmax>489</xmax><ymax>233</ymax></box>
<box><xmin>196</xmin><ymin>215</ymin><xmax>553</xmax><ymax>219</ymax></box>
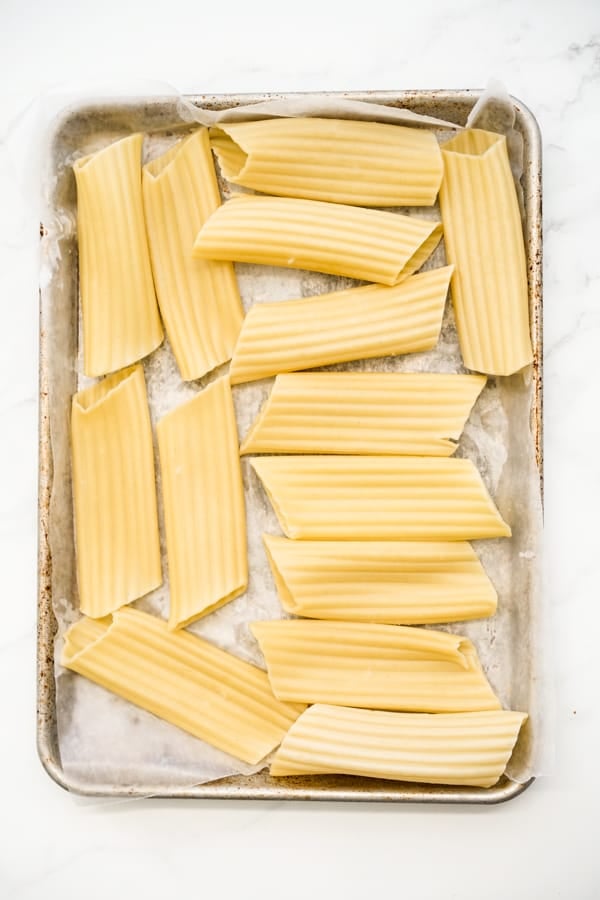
<box><xmin>41</xmin><ymin>86</ymin><xmax>546</xmax><ymax>795</ymax></box>
<box><xmin>176</xmin><ymin>94</ymin><xmax>461</xmax><ymax>129</ymax></box>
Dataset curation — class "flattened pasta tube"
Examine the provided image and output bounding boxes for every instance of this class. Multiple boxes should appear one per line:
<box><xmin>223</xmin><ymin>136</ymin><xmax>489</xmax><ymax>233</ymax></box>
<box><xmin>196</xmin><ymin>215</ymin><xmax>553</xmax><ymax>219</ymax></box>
<box><xmin>230</xmin><ymin>267</ymin><xmax>452</xmax><ymax>385</ymax></box>
<box><xmin>440</xmin><ymin>129</ymin><xmax>533</xmax><ymax>376</ymax></box>
<box><xmin>193</xmin><ymin>195</ymin><xmax>442</xmax><ymax>285</ymax></box>
<box><xmin>157</xmin><ymin>377</ymin><xmax>247</xmax><ymax>630</ymax></box>
<box><xmin>270</xmin><ymin>705</ymin><xmax>527</xmax><ymax>788</ymax></box>
<box><xmin>210</xmin><ymin>117</ymin><xmax>443</xmax><ymax>206</ymax></box>
<box><xmin>62</xmin><ymin>608</ymin><xmax>304</xmax><ymax>765</ymax></box>
<box><xmin>251</xmin><ymin>455</ymin><xmax>511</xmax><ymax>541</ymax></box>
<box><xmin>241</xmin><ymin>372</ymin><xmax>485</xmax><ymax>455</ymax></box>
<box><xmin>251</xmin><ymin>620</ymin><xmax>500</xmax><ymax>712</ymax></box>
<box><xmin>143</xmin><ymin>129</ymin><xmax>244</xmax><ymax>380</ymax></box>
<box><xmin>73</xmin><ymin>134</ymin><xmax>163</xmax><ymax>376</ymax></box>
<box><xmin>263</xmin><ymin>535</ymin><xmax>497</xmax><ymax>624</ymax></box>
<box><xmin>71</xmin><ymin>365</ymin><xmax>162</xmax><ymax>618</ymax></box>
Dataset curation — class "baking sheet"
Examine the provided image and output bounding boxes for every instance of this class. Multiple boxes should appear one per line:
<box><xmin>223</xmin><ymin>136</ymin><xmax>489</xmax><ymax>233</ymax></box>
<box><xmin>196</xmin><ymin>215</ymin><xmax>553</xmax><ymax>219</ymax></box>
<box><xmin>37</xmin><ymin>89</ymin><xmax>544</xmax><ymax>801</ymax></box>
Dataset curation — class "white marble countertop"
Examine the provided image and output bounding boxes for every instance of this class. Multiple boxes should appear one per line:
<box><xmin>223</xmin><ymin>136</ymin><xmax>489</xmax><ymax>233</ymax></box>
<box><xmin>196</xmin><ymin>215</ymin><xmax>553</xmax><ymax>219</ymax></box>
<box><xmin>1</xmin><ymin>0</ymin><xmax>599</xmax><ymax>896</ymax></box>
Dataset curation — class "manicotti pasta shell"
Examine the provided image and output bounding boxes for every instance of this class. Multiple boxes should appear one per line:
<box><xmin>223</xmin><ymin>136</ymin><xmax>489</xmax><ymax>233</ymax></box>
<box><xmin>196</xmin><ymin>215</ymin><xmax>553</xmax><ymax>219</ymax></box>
<box><xmin>210</xmin><ymin>117</ymin><xmax>443</xmax><ymax>206</ymax></box>
<box><xmin>62</xmin><ymin>608</ymin><xmax>304</xmax><ymax>765</ymax></box>
<box><xmin>143</xmin><ymin>129</ymin><xmax>244</xmax><ymax>381</ymax></box>
<box><xmin>192</xmin><ymin>195</ymin><xmax>442</xmax><ymax>285</ymax></box>
<box><xmin>73</xmin><ymin>134</ymin><xmax>163</xmax><ymax>376</ymax></box>
<box><xmin>262</xmin><ymin>535</ymin><xmax>497</xmax><ymax>625</ymax></box>
<box><xmin>251</xmin><ymin>619</ymin><xmax>500</xmax><ymax>712</ymax></box>
<box><xmin>241</xmin><ymin>372</ymin><xmax>486</xmax><ymax>455</ymax></box>
<box><xmin>71</xmin><ymin>365</ymin><xmax>162</xmax><ymax>619</ymax></box>
<box><xmin>251</xmin><ymin>455</ymin><xmax>511</xmax><ymax>541</ymax></box>
<box><xmin>157</xmin><ymin>377</ymin><xmax>247</xmax><ymax>630</ymax></box>
<box><xmin>229</xmin><ymin>267</ymin><xmax>453</xmax><ymax>384</ymax></box>
<box><xmin>439</xmin><ymin>129</ymin><xmax>533</xmax><ymax>376</ymax></box>
<box><xmin>270</xmin><ymin>705</ymin><xmax>528</xmax><ymax>788</ymax></box>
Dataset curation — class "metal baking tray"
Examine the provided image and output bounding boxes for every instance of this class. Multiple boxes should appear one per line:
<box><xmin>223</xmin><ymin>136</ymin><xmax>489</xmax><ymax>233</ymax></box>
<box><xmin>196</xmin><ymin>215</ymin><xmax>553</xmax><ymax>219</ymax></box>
<box><xmin>37</xmin><ymin>90</ymin><xmax>542</xmax><ymax>803</ymax></box>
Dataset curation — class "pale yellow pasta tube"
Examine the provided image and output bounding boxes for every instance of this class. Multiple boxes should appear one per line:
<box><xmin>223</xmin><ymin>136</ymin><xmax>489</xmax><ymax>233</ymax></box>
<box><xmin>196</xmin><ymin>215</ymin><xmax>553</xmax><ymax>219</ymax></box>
<box><xmin>241</xmin><ymin>372</ymin><xmax>485</xmax><ymax>455</ymax></box>
<box><xmin>157</xmin><ymin>377</ymin><xmax>247</xmax><ymax>630</ymax></box>
<box><xmin>192</xmin><ymin>195</ymin><xmax>442</xmax><ymax>285</ymax></box>
<box><xmin>71</xmin><ymin>365</ymin><xmax>162</xmax><ymax>618</ymax></box>
<box><xmin>251</xmin><ymin>455</ymin><xmax>511</xmax><ymax>540</ymax></box>
<box><xmin>229</xmin><ymin>267</ymin><xmax>452</xmax><ymax>385</ymax></box>
<box><xmin>251</xmin><ymin>620</ymin><xmax>500</xmax><ymax>712</ymax></box>
<box><xmin>210</xmin><ymin>117</ymin><xmax>443</xmax><ymax>206</ymax></box>
<box><xmin>73</xmin><ymin>134</ymin><xmax>163</xmax><ymax>376</ymax></box>
<box><xmin>439</xmin><ymin>129</ymin><xmax>533</xmax><ymax>375</ymax></box>
<box><xmin>263</xmin><ymin>535</ymin><xmax>497</xmax><ymax>624</ymax></box>
<box><xmin>62</xmin><ymin>608</ymin><xmax>304</xmax><ymax>765</ymax></box>
<box><xmin>143</xmin><ymin>129</ymin><xmax>244</xmax><ymax>381</ymax></box>
<box><xmin>270</xmin><ymin>705</ymin><xmax>527</xmax><ymax>788</ymax></box>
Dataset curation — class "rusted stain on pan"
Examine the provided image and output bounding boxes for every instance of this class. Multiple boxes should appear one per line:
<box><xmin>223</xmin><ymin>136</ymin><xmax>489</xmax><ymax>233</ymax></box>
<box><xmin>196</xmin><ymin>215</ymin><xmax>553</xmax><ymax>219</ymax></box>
<box><xmin>37</xmin><ymin>90</ymin><xmax>542</xmax><ymax>803</ymax></box>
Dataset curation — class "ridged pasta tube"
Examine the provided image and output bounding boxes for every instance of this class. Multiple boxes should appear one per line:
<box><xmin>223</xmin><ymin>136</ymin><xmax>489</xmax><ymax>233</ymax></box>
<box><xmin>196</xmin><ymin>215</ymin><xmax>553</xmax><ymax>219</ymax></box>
<box><xmin>251</xmin><ymin>455</ymin><xmax>511</xmax><ymax>541</ymax></box>
<box><xmin>251</xmin><ymin>620</ymin><xmax>500</xmax><ymax>712</ymax></box>
<box><xmin>439</xmin><ymin>129</ymin><xmax>533</xmax><ymax>376</ymax></box>
<box><xmin>192</xmin><ymin>195</ymin><xmax>442</xmax><ymax>285</ymax></box>
<box><xmin>262</xmin><ymin>535</ymin><xmax>497</xmax><ymax>624</ymax></box>
<box><xmin>270</xmin><ymin>705</ymin><xmax>527</xmax><ymax>788</ymax></box>
<box><xmin>73</xmin><ymin>134</ymin><xmax>163</xmax><ymax>376</ymax></box>
<box><xmin>210</xmin><ymin>117</ymin><xmax>443</xmax><ymax>206</ymax></box>
<box><xmin>71</xmin><ymin>365</ymin><xmax>162</xmax><ymax>618</ymax></box>
<box><xmin>241</xmin><ymin>372</ymin><xmax>485</xmax><ymax>455</ymax></box>
<box><xmin>157</xmin><ymin>377</ymin><xmax>247</xmax><ymax>630</ymax></box>
<box><xmin>143</xmin><ymin>129</ymin><xmax>244</xmax><ymax>380</ymax></box>
<box><xmin>62</xmin><ymin>608</ymin><xmax>304</xmax><ymax>765</ymax></box>
<box><xmin>229</xmin><ymin>267</ymin><xmax>452</xmax><ymax>385</ymax></box>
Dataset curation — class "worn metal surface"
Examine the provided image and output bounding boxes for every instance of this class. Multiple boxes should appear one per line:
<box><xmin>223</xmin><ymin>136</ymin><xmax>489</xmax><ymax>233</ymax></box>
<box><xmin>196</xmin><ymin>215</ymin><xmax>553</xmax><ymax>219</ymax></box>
<box><xmin>37</xmin><ymin>90</ymin><xmax>542</xmax><ymax>803</ymax></box>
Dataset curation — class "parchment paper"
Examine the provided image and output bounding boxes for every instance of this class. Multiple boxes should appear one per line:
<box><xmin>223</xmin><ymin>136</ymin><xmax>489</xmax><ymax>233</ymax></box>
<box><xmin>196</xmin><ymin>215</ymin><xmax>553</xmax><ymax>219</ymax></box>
<box><xmin>40</xmin><ymin>86</ymin><xmax>545</xmax><ymax>793</ymax></box>
<box><xmin>177</xmin><ymin>93</ymin><xmax>460</xmax><ymax>129</ymax></box>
